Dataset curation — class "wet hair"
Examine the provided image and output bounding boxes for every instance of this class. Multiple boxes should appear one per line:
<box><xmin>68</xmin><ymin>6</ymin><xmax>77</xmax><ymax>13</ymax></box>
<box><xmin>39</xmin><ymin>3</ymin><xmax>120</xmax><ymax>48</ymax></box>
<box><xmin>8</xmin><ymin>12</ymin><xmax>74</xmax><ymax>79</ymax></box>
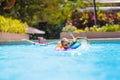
<box><xmin>61</xmin><ymin>38</ymin><xmax>67</xmax><ymax>44</ymax></box>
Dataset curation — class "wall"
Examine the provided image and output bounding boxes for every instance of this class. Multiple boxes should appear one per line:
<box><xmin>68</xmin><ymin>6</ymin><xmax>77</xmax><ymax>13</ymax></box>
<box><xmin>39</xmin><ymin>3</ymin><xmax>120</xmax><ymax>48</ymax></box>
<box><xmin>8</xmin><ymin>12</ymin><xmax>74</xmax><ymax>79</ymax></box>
<box><xmin>60</xmin><ymin>32</ymin><xmax>120</xmax><ymax>39</ymax></box>
<box><xmin>0</xmin><ymin>32</ymin><xmax>29</xmax><ymax>42</ymax></box>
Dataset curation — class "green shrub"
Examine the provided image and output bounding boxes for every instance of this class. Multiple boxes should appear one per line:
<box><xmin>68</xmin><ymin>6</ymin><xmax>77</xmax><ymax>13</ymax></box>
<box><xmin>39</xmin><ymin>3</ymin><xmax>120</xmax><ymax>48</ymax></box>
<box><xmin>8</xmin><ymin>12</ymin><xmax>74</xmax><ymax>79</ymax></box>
<box><xmin>84</xmin><ymin>27</ymin><xmax>89</xmax><ymax>32</ymax></box>
<box><xmin>89</xmin><ymin>25</ymin><xmax>99</xmax><ymax>32</ymax></box>
<box><xmin>62</xmin><ymin>25</ymin><xmax>77</xmax><ymax>32</ymax></box>
<box><xmin>74</xmin><ymin>29</ymin><xmax>84</xmax><ymax>33</ymax></box>
<box><xmin>103</xmin><ymin>24</ymin><xmax>120</xmax><ymax>32</ymax></box>
<box><xmin>66</xmin><ymin>24</ymin><xmax>120</xmax><ymax>33</ymax></box>
<box><xmin>0</xmin><ymin>15</ymin><xmax>28</xmax><ymax>34</ymax></box>
<box><xmin>85</xmin><ymin>24</ymin><xmax>120</xmax><ymax>32</ymax></box>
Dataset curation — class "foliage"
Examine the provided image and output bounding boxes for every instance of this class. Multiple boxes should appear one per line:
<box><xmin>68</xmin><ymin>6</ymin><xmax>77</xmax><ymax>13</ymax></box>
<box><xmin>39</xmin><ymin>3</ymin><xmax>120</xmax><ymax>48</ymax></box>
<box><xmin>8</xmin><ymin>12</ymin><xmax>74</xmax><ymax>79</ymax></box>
<box><xmin>1</xmin><ymin>0</ymin><xmax>120</xmax><ymax>39</ymax></box>
<box><xmin>117</xmin><ymin>12</ymin><xmax>120</xmax><ymax>20</ymax></box>
<box><xmin>102</xmin><ymin>24</ymin><xmax>120</xmax><ymax>32</ymax></box>
<box><xmin>71</xmin><ymin>11</ymin><xmax>120</xmax><ymax>29</ymax></box>
<box><xmin>3</xmin><ymin>0</ymin><xmax>16</xmax><ymax>10</ymax></box>
<box><xmin>0</xmin><ymin>15</ymin><xmax>28</xmax><ymax>33</ymax></box>
<box><xmin>89</xmin><ymin>25</ymin><xmax>105</xmax><ymax>32</ymax></box>
<box><xmin>73</xmin><ymin>24</ymin><xmax>120</xmax><ymax>33</ymax></box>
<box><xmin>0</xmin><ymin>0</ymin><xmax>91</xmax><ymax>26</ymax></box>
<box><xmin>74</xmin><ymin>29</ymin><xmax>84</xmax><ymax>33</ymax></box>
<box><xmin>62</xmin><ymin>25</ymin><xmax>77</xmax><ymax>32</ymax></box>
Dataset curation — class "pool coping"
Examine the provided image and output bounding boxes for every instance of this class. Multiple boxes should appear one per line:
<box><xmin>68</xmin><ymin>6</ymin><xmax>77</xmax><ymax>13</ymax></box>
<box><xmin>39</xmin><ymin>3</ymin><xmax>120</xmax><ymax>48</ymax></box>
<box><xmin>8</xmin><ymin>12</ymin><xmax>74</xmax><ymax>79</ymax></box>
<box><xmin>0</xmin><ymin>38</ymin><xmax>120</xmax><ymax>45</ymax></box>
<box><xmin>0</xmin><ymin>32</ymin><xmax>29</xmax><ymax>41</ymax></box>
<box><xmin>89</xmin><ymin>38</ymin><xmax>120</xmax><ymax>41</ymax></box>
<box><xmin>60</xmin><ymin>32</ymin><xmax>120</xmax><ymax>39</ymax></box>
<box><xmin>0</xmin><ymin>39</ymin><xmax>34</xmax><ymax>45</ymax></box>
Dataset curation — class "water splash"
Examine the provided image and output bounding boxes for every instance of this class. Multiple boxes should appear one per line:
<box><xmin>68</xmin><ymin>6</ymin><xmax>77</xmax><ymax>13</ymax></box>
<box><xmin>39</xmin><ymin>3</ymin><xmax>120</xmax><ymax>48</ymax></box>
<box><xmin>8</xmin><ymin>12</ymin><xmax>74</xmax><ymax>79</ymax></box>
<box><xmin>79</xmin><ymin>37</ymin><xmax>89</xmax><ymax>49</ymax></box>
<box><xmin>69</xmin><ymin>37</ymin><xmax>90</xmax><ymax>56</ymax></box>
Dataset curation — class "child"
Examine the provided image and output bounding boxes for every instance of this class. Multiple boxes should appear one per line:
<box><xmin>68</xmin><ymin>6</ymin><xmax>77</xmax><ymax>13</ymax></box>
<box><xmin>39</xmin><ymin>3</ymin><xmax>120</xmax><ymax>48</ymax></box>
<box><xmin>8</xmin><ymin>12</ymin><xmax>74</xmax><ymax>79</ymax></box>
<box><xmin>38</xmin><ymin>37</ymin><xmax>49</xmax><ymax>44</ymax></box>
<box><xmin>56</xmin><ymin>37</ymin><xmax>84</xmax><ymax>50</ymax></box>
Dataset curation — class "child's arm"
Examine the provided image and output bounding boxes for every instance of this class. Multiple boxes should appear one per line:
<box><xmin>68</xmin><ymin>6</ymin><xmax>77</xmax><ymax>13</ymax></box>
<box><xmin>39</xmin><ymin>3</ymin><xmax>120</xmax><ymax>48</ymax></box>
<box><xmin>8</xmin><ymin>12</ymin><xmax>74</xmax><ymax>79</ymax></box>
<box><xmin>73</xmin><ymin>37</ymin><xmax>88</xmax><ymax>42</ymax></box>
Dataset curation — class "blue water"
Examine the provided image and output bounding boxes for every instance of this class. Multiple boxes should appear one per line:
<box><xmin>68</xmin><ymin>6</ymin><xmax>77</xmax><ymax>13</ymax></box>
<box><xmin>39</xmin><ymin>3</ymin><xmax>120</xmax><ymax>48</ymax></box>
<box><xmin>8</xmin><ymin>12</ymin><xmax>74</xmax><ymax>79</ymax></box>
<box><xmin>0</xmin><ymin>41</ymin><xmax>120</xmax><ymax>80</ymax></box>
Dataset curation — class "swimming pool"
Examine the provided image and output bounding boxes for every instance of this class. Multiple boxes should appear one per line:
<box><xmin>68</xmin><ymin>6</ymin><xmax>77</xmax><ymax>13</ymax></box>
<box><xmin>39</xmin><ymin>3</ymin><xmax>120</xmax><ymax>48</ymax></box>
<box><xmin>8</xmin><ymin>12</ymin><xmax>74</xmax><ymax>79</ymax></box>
<box><xmin>0</xmin><ymin>40</ymin><xmax>120</xmax><ymax>80</ymax></box>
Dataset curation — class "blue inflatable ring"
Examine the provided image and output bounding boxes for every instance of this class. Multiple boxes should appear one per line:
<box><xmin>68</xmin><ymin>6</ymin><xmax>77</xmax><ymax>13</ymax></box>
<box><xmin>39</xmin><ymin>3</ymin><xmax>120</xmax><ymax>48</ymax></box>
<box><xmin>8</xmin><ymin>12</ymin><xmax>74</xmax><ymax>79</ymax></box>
<box><xmin>70</xmin><ymin>42</ymin><xmax>80</xmax><ymax>49</ymax></box>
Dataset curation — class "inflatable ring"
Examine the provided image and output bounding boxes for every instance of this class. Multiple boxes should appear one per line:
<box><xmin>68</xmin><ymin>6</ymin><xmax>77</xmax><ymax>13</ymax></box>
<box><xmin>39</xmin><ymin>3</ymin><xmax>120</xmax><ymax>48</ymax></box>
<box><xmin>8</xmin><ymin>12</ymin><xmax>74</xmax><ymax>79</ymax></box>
<box><xmin>55</xmin><ymin>42</ymin><xmax>80</xmax><ymax>51</ymax></box>
<box><xmin>70</xmin><ymin>42</ymin><xmax>80</xmax><ymax>49</ymax></box>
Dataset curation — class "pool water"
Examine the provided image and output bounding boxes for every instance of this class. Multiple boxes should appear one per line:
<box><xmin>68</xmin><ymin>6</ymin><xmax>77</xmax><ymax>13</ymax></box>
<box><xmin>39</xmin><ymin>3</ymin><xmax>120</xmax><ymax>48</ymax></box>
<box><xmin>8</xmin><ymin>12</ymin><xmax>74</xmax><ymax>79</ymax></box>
<box><xmin>0</xmin><ymin>41</ymin><xmax>120</xmax><ymax>80</ymax></box>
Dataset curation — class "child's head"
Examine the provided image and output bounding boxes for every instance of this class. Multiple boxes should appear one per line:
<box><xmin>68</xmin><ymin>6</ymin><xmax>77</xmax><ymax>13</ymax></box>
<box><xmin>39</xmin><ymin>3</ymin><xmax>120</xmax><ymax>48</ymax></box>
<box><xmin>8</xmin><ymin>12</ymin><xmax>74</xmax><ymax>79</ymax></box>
<box><xmin>61</xmin><ymin>38</ymin><xmax>70</xmax><ymax>49</ymax></box>
<box><xmin>38</xmin><ymin>37</ymin><xmax>45</xmax><ymax>42</ymax></box>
